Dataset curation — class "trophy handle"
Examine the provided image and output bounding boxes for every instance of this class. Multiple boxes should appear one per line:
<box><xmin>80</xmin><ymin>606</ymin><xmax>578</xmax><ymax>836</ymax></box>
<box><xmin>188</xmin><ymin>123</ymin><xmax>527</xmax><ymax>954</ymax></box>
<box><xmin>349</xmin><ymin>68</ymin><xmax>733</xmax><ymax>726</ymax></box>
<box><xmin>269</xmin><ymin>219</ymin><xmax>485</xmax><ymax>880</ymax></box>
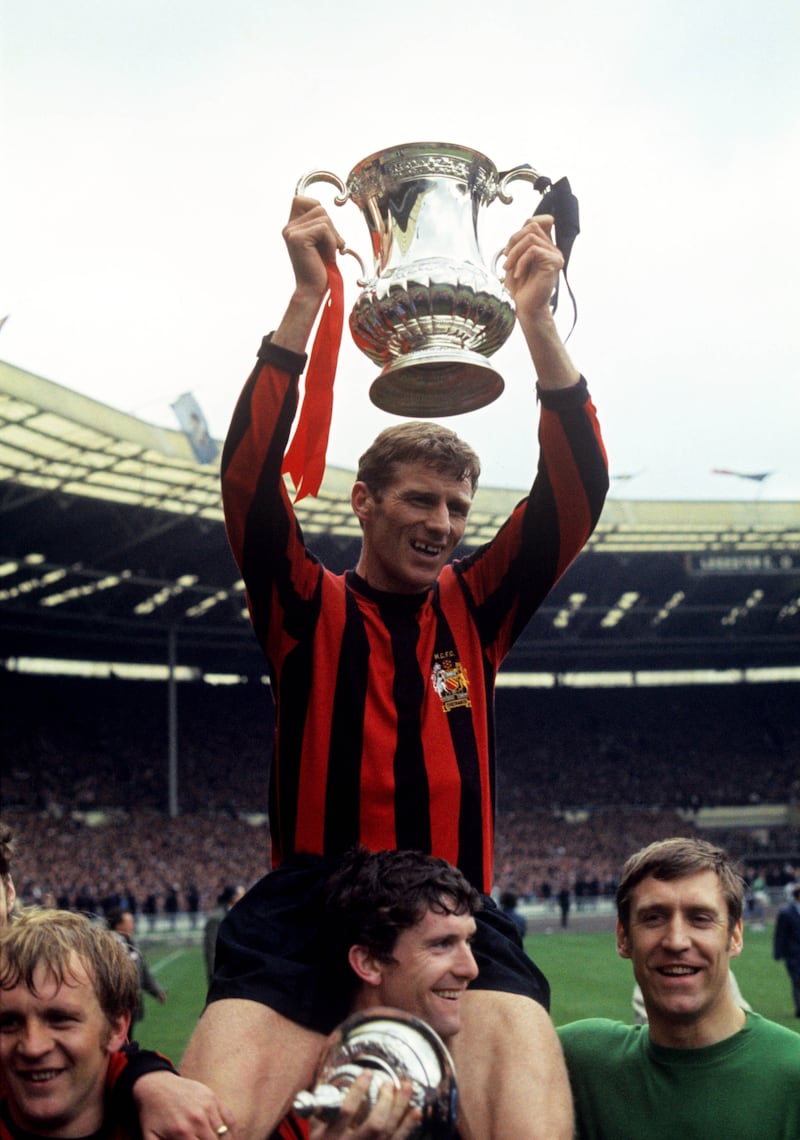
<box><xmin>294</xmin><ymin>170</ymin><xmax>368</xmax><ymax>285</ymax></box>
<box><xmin>496</xmin><ymin>163</ymin><xmax>546</xmax><ymax>205</ymax></box>
<box><xmin>295</xmin><ymin>168</ymin><xmax>349</xmax><ymax>203</ymax></box>
<box><xmin>490</xmin><ymin>247</ymin><xmax>507</xmax><ymax>279</ymax></box>
<box><xmin>491</xmin><ymin>164</ymin><xmax>551</xmax><ymax>280</ymax></box>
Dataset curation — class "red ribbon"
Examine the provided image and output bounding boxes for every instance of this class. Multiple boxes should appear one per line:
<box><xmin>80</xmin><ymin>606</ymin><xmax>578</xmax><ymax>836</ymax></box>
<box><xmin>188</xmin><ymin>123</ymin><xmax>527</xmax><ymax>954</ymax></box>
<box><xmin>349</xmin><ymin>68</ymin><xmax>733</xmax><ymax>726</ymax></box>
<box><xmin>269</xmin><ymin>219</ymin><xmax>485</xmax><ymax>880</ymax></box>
<box><xmin>282</xmin><ymin>261</ymin><xmax>344</xmax><ymax>501</ymax></box>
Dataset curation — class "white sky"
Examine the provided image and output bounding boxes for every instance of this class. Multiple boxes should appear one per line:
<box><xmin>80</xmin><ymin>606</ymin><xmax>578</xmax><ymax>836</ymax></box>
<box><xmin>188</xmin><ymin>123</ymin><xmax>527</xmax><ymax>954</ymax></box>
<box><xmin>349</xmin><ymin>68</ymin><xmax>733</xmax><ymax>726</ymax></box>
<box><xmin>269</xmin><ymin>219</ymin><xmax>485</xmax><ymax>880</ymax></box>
<box><xmin>2</xmin><ymin>0</ymin><xmax>799</xmax><ymax>500</ymax></box>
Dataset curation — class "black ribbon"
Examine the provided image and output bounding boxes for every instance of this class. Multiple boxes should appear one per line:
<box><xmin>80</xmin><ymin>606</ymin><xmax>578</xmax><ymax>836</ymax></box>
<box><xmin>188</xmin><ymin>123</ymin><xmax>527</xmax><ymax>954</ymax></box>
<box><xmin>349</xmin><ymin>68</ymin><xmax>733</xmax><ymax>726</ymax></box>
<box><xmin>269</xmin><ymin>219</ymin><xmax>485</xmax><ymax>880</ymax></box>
<box><xmin>533</xmin><ymin>175</ymin><xmax>580</xmax><ymax>336</ymax></box>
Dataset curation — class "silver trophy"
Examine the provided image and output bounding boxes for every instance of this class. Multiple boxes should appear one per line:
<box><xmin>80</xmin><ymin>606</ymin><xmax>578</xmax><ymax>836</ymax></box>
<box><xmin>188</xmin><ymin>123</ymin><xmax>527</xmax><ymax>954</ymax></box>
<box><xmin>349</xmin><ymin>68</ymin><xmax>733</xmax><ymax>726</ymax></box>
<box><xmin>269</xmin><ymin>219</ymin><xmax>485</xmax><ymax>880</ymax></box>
<box><xmin>295</xmin><ymin>141</ymin><xmax>548</xmax><ymax>417</ymax></box>
<box><xmin>292</xmin><ymin>1008</ymin><xmax>458</xmax><ymax>1137</ymax></box>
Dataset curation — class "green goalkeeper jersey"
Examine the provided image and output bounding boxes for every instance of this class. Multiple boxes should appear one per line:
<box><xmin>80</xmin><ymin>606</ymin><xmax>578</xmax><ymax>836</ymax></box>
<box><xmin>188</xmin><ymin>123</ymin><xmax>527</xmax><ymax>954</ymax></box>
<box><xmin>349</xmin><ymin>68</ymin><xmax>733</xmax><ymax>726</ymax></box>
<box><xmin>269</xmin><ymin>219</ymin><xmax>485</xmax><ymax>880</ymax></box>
<box><xmin>558</xmin><ymin>1012</ymin><xmax>800</xmax><ymax>1139</ymax></box>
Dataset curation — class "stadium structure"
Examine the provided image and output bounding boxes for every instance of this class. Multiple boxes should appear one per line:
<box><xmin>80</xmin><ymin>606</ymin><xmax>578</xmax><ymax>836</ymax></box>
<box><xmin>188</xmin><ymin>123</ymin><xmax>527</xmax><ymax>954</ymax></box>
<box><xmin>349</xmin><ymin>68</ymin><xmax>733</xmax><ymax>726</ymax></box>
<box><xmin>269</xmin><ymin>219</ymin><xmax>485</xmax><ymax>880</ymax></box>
<box><xmin>2</xmin><ymin>359</ymin><xmax>799</xmax><ymax>860</ymax></box>
<box><xmin>2</xmin><ymin>358</ymin><xmax>798</xmax><ymax>683</ymax></box>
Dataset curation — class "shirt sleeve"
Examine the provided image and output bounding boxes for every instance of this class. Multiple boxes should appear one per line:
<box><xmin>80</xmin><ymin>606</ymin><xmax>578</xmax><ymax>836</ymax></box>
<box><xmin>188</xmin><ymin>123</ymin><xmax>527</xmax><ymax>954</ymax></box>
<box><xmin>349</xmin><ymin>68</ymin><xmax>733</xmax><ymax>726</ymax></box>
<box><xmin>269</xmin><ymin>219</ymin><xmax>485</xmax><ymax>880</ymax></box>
<box><xmin>105</xmin><ymin>1043</ymin><xmax>177</xmax><ymax>1118</ymax></box>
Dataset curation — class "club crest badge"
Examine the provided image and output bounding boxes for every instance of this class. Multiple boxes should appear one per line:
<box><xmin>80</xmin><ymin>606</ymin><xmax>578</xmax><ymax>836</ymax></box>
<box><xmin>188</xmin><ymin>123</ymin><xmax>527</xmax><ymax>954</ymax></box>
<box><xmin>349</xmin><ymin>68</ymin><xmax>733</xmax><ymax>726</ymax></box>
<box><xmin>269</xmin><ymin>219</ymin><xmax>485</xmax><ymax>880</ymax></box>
<box><xmin>431</xmin><ymin>655</ymin><xmax>471</xmax><ymax>712</ymax></box>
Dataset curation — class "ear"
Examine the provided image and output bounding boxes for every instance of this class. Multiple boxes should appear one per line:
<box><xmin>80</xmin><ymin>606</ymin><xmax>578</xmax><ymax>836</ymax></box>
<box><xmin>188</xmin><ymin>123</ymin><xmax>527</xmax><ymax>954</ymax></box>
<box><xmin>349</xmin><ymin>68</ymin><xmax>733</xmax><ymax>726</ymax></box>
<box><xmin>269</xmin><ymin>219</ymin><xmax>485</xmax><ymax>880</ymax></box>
<box><xmin>616</xmin><ymin>920</ymin><xmax>632</xmax><ymax>959</ymax></box>
<box><xmin>728</xmin><ymin>918</ymin><xmax>744</xmax><ymax>961</ymax></box>
<box><xmin>106</xmin><ymin>1012</ymin><xmax>131</xmax><ymax>1053</ymax></box>
<box><xmin>348</xmin><ymin>944</ymin><xmax>384</xmax><ymax>988</ymax></box>
<box><xmin>351</xmin><ymin>481</ymin><xmax>373</xmax><ymax>524</ymax></box>
<box><xmin>6</xmin><ymin>875</ymin><xmax>16</xmax><ymax>911</ymax></box>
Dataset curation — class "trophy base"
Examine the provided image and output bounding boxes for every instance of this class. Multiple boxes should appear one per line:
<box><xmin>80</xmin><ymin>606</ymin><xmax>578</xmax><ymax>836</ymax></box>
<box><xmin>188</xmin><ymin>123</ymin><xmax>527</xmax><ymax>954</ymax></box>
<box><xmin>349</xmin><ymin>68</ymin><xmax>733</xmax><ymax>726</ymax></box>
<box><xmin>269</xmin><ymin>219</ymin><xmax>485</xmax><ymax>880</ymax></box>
<box><xmin>369</xmin><ymin>349</ymin><xmax>505</xmax><ymax>418</ymax></box>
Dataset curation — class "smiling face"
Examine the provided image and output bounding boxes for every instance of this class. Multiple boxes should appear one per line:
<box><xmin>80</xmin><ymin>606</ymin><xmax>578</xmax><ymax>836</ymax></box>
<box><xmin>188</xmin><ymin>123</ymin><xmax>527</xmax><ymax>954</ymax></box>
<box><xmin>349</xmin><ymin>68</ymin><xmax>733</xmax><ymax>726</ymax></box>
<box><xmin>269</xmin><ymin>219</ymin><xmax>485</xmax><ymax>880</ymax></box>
<box><xmin>617</xmin><ymin>870</ymin><xmax>744</xmax><ymax>1047</ymax></box>
<box><xmin>352</xmin><ymin>463</ymin><xmax>473</xmax><ymax>594</ymax></box>
<box><xmin>0</xmin><ymin>956</ymin><xmax>129</xmax><ymax>1137</ymax></box>
<box><xmin>350</xmin><ymin>903</ymin><xmax>478</xmax><ymax>1042</ymax></box>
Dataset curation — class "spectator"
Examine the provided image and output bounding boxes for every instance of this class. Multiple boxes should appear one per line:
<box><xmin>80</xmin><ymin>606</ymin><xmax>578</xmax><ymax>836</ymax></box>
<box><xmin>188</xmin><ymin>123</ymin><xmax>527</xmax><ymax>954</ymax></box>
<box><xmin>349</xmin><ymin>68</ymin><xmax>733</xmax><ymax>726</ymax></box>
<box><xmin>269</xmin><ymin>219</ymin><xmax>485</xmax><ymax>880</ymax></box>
<box><xmin>499</xmin><ymin>891</ymin><xmax>527</xmax><ymax>938</ymax></box>
<box><xmin>164</xmin><ymin>885</ymin><xmax>180</xmax><ymax>930</ymax></box>
<box><xmin>143</xmin><ymin>891</ymin><xmax>160</xmax><ymax>931</ymax></box>
<box><xmin>204</xmin><ymin>885</ymin><xmax>245</xmax><ymax>983</ymax></box>
<box><xmin>107</xmin><ymin>908</ymin><xmax>167</xmax><ymax>1022</ymax></box>
<box><xmin>773</xmin><ymin>883</ymin><xmax>800</xmax><ymax>1017</ymax></box>
<box><xmin>558</xmin><ymin>885</ymin><xmax>571</xmax><ymax>929</ymax></box>
<box><xmin>187</xmin><ymin>884</ymin><xmax>201</xmax><ymax>930</ymax></box>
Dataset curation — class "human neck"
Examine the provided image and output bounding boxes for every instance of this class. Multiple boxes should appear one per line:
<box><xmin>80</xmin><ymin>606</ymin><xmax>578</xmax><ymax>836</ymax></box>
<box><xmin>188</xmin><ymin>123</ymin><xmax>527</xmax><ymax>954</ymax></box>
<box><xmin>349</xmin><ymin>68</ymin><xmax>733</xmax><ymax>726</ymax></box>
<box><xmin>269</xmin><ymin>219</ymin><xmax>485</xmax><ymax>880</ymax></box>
<box><xmin>350</xmin><ymin>567</ymin><xmax>430</xmax><ymax>599</ymax></box>
<box><xmin>647</xmin><ymin>999</ymin><xmax>747</xmax><ymax>1049</ymax></box>
<box><xmin>3</xmin><ymin>1097</ymin><xmax>105</xmax><ymax>1140</ymax></box>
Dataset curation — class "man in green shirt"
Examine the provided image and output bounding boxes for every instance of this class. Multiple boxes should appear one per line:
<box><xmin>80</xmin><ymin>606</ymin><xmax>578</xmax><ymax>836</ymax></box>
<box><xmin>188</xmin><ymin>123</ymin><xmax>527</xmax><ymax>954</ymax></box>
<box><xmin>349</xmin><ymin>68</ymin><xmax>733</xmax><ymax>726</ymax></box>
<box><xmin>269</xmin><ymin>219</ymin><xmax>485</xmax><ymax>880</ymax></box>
<box><xmin>558</xmin><ymin>837</ymin><xmax>800</xmax><ymax>1139</ymax></box>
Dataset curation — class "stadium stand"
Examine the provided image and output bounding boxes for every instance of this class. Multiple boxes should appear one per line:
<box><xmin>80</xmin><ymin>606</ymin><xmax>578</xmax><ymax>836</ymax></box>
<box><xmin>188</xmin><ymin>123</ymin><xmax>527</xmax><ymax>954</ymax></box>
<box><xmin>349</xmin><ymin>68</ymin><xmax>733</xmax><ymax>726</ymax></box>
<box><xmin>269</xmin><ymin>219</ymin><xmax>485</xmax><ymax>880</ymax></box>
<box><xmin>1</xmin><ymin>362</ymin><xmax>799</xmax><ymax>921</ymax></box>
<box><xmin>3</xmin><ymin>670</ymin><xmax>798</xmax><ymax>918</ymax></box>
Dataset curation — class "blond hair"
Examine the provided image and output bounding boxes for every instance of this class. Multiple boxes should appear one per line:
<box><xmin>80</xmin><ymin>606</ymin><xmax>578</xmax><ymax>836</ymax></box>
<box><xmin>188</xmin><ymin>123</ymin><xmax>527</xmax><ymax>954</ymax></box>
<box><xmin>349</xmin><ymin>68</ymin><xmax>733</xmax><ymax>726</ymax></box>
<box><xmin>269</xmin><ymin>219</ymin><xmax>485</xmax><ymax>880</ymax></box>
<box><xmin>0</xmin><ymin>907</ymin><xmax>139</xmax><ymax>1023</ymax></box>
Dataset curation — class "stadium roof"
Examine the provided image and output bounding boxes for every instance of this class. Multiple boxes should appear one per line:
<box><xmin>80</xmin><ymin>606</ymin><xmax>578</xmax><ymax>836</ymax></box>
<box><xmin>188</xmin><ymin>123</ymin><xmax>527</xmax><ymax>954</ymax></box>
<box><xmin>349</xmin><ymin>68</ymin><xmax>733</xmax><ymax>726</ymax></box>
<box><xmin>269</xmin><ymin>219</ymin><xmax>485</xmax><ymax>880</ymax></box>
<box><xmin>1</xmin><ymin>359</ymin><xmax>799</xmax><ymax>679</ymax></box>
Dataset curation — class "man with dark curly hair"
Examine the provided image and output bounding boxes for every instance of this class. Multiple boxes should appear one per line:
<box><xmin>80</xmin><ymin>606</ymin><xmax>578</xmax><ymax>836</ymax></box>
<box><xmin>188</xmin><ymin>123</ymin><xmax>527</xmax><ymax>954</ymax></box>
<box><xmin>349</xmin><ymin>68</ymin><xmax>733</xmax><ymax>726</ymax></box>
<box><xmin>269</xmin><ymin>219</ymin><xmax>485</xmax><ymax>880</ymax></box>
<box><xmin>273</xmin><ymin>847</ymin><xmax>481</xmax><ymax>1140</ymax></box>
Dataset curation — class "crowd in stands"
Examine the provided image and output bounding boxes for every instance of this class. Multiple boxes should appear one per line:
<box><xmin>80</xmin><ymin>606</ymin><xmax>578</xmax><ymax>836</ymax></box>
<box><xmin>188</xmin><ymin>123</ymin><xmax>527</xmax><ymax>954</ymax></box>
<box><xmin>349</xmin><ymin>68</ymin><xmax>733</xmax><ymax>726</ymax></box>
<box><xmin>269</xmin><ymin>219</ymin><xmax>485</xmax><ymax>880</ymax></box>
<box><xmin>3</xmin><ymin>809</ymin><xmax>269</xmax><ymax>919</ymax></box>
<box><xmin>3</xmin><ymin>672</ymin><xmax>274</xmax><ymax>815</ymax></box>
<box><xmin>6</xmin><ymin>803</ymin><xmax>797</xmax><ymax>924</ymax></box>
<box><xmin>492</xmin><ymin>807</ymin><xmax>697</xmax><ymax>900</ymax></box>
<box><xmin>2</xmin><ymin>670</ymin><xmax>799</xmax><ymax>919</ymax></box>
<box><xmin>495</xmin><ymin>684</ymin><xmax>800</xmax><ymax>811</ymax></box>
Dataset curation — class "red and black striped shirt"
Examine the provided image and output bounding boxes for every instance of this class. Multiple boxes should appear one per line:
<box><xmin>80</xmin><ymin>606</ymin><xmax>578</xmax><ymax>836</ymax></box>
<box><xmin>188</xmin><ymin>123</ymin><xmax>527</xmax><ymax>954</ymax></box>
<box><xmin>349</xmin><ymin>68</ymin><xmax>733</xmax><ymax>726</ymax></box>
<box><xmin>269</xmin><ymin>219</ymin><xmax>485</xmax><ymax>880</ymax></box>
<box><xmin>222</xmin><ymin>338</ymin><xmax>608</xmax><ymax>893</ymax></box>
<box><xmin>270</xmin><ymin>1114</ymin><xmax>308</xmax><ymax>1140</ymax></box>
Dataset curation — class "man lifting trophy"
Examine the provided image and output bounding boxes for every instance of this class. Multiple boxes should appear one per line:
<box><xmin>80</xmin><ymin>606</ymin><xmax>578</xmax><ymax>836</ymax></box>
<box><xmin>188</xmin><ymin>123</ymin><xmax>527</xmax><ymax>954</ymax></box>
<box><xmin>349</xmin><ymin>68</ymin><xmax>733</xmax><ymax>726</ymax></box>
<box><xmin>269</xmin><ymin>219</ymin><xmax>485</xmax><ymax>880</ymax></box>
<box><xmin>181</xmin><ymin>131</ymin><xmax>607</xmax><ymax>1138</ymax></box>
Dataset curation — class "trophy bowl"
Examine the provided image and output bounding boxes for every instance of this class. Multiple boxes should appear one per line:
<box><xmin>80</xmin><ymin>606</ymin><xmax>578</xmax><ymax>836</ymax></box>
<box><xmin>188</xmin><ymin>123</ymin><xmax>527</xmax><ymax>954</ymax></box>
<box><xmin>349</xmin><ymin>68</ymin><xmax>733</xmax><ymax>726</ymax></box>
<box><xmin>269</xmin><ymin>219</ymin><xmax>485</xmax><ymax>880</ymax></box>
<box><xmin>296</xmin><ymin>142</ymin><xmax>547</xmax><ymax>417</ymax></box>
<box><xmin>292</xmin><ymin>1008</ymin><xmax>458</xmax><ymax>1138</ymax></box>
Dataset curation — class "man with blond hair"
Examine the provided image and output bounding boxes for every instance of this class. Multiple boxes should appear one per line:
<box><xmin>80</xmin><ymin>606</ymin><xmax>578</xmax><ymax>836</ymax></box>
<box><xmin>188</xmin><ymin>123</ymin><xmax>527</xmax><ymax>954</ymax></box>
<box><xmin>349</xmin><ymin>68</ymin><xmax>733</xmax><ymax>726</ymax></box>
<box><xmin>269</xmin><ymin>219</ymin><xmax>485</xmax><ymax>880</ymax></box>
<box><xmin>1</xmin><ymin>908</ymin><xmax>140</xmax><ymax>1139</ymax></box>
<box><xmin>0</xmin><ymin>821</ymin><xmax>233</xmax><ymax>1140</ymax></box>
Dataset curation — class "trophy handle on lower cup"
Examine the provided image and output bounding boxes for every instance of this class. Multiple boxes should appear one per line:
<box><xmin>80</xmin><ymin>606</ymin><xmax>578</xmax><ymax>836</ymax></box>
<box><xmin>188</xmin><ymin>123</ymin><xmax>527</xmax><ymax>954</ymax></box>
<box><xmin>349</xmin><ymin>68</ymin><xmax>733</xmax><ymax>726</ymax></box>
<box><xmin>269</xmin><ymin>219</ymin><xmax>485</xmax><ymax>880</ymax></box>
<box><xmin>294</xmin><ymin>169</ymin><xmax>368</xmax><ymax>285</ymax></box>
